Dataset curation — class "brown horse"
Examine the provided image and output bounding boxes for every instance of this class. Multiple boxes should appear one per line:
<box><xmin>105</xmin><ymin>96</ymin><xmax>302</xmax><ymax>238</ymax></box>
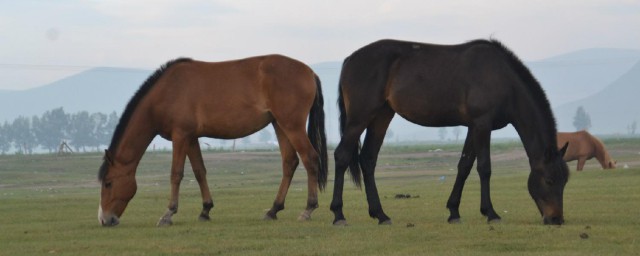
<box><xmin>98</xmin><ymin>55</ymin><xmax>327</xmax><ymax>226</ymax></box>
<box><xmin>331</xmin><ymin>39</ymin><xmax>569</xmax><ymax>226</ymax></box>
<box><xmin>557</xmin><ymin>130</ymin><xmax>616</xmax><ymax>171</ymax></box>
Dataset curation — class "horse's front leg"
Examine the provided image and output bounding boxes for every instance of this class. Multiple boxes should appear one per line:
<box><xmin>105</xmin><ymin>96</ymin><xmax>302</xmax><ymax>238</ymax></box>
<box><xmin>446</xmin><ymin>130</ymin><xmax>476</xmax><ymax>223</ymax></box>
<box><xmin>473</xmin><ymin>126</ymin><xmax>501</xmax><ymax>223</ymax></box>
<box><xmin>157</xmin><ymin>137</ymin><xmax>189</xmax><ymax>227</ymax></box>
<box><xmin>186</xmin><ymin>139</ymin><xmax>214</xmax><ymax>221</ymax></box>
<box><xmin>360</xmin><ymin>108</ymin><xmax>394</xmax><ymax>225</ymax></box>
<box><xmin>577</xmin><ymin>157</ymin><xmax>587</xmax><ymax>171</ymax></box>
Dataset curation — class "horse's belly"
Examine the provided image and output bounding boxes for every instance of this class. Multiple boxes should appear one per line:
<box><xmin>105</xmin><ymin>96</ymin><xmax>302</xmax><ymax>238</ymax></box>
<box><xmin>389</xmin><ymin>95</ymin><xmax>468</xmax><ymax>127</ymax></box>
<box><xmin>199</xmin><ymin>111</ymin><xmax>273</xmax><ymax>139</ymax></box>
<box><xmin>158</xmin><ymin>106</ymin><xmax>273</xmax><ymax>140</ymax></box>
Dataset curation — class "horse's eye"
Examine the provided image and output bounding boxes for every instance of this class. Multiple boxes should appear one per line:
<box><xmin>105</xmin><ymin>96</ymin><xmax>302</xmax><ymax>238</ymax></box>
<box><xmin>104</xmin><ymin>181</ymin><xmax>112</xmax><ymax>189</ymax></box>
<box><xmin>544</xmin><ymin>178</ymin><xmax>554</xmax><ymax>186</ymax></box>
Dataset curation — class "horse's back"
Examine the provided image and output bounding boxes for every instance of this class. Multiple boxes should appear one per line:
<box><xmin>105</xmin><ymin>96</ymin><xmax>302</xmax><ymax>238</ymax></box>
<box><xmin>145</xmin><ymin>55</ymin><xmax>317</xmax><ymax>139</ymax></box>
<box><xmin>341</xmin><ymin>39</ymin><xmax>515</xmax><ymax>127</ymax></box>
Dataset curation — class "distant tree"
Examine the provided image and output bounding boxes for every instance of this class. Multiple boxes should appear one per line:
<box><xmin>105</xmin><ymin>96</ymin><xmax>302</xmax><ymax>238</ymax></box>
<box><xmin>11</xmin><ymin>116</ymin><xmax>36</xmax><ymax>154</ymax></box>
<box><xmin>452</xmin><ymin>126</ymin><xmax>462</xmax><ymax>142</ymax></box>
<box><xmin>36</xmin><ymin>107</ymin><xmax>69</xmax><ymax>152</ymax></box>
<box><xmin>628</xmin><ymin>121</ymin><xmax>637</xmax><ymax>135</ymax></box>
<box><xmin>438</xmin><ymin>127</ymin><xmax>448</xmax><ymax>141</ymax></box>
<box><xmin>99</xmin><ymin>111</ymin><xmax>119</xmax><ymax>147</ymax></box>
<box><xmin>31</xmin><ymin>115</ymin><xmax>42</xmax><ymax>150</ymax></box>
<box><xmin>69</xmin><ymin>111</ymin><xmax>94</xmax><ymax>152</ymax></box>
<box><xmin>572</xmin><ymin>106</ymin><xmax>592</xmax><ymax>131</ymax></box>
<box><xmin>0</xmin><ymin>121</ymin><xmax>11</xmax><ymax>154</ymax></box>
<box><xmin>91</xmin><ymin>112</ymin><xmax>108</xmax><ymax>151</ymax></box>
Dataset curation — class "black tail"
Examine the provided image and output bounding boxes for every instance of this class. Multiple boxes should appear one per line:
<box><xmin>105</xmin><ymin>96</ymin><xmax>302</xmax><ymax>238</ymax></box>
<box><xmin>308</xmin><ymin>74</ymin><xmax>328</xmax><ymax>191</ymax></box>
<box><xmin>337</xmin><ymin>65</ymin><xmax>363</xmax><ymax>188</ymax></box>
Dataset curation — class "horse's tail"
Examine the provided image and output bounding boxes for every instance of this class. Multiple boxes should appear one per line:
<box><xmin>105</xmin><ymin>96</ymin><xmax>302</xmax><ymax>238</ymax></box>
<box><xmin>337</xmin><ymin>65</ymin><xmax>363</xmax><ymax>188</ymax></box>
<box><xmin>308</xmin><ymin>74</ymin><xmax>328</xmax><ymax>191</ymax></box>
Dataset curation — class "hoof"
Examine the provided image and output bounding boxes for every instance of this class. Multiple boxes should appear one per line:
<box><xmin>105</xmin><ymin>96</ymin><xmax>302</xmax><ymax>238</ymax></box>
<box><xmin>157</xmin><ymin>218</ymin><xmax>173</xmax><ymax>227</ymax></box>
<box><xmin>333</xmin><ymin>219</ymin><xmax>348</xmax><ymax>226</ymax></box>
<box><xmin>379</xmin><ymin>219</ymin><xmax>393</xmax><ymax>225</ymax></box>
<box><xmin>198</xmin><ymin>214</ymin><xmax>211</xmax><ymax>222</ymax></box>
<box><xmin>488</xmin><ymin>218</ymin><xmax>502</xmax><ymax>224</ymax></box>
<box><xmin>297</xmin><ymin>212</ymin><xmax>312</xmax><ymax>221</ymax></box>
<box><xmin>263</xmin><ymin>213</ymin><xmax>277</xmax><ymax>221</ymax></box>
<box><xmin>448</xmin><ymin>218</ymin><xmax>462</xmax><ymax>224</ymax></box>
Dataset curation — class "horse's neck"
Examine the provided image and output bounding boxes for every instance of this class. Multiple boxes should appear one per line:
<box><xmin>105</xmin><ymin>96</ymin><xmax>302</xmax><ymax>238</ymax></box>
<box><xmin>592</xmin><ymin>138</ymin><xmax>610</xmax><ymax>168</ymax></box>
<box><xmin>113</xmin><ymin>112</ymin><xmax>157</xmax><ymax>166</ymax></box>
<box><xmin>510</xmin><ymin>95</ymin><xmax>557</xmax><ymax>166</ymax></box>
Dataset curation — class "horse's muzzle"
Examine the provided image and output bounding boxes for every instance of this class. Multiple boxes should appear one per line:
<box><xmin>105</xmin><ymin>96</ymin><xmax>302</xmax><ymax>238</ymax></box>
<box><xmin>98</xmin><ymin>205</ymin><xmax>120</xmax><ymax>227</ymax></box>
<box><xmin>543</xmin><ymin>216</ymin><xmax>564</xmax><ymax>225</ymax></box>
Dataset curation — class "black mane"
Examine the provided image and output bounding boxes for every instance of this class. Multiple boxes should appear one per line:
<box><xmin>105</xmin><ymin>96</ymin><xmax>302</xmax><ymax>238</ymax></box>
<box><xmin>483</xmin><ymin>39</ymin><xmax>559</xmax><ymax>148</ymax></box>
<box><xmin>98</xmin><ymin>58</ymin><xmax>193</xmax><ymax>181</ymax></box>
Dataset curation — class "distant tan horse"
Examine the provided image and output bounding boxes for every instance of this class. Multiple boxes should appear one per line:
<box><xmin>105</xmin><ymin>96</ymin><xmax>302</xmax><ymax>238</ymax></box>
<box><xmin>557</xmin><ymin>131</ymin><xmax>616</xmax><ymax>171</ymax></box>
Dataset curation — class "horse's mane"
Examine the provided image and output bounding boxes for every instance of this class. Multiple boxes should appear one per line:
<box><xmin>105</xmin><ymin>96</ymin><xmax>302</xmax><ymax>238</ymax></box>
<box><xmin>98</xmin><ymin>58</ymin><xmax>193</xmax><ymax>181</ymax></box>
<box><xmin>473</xmin><ymin>39</ymin><xmax>559</xmax><ymax>149</ymax></box>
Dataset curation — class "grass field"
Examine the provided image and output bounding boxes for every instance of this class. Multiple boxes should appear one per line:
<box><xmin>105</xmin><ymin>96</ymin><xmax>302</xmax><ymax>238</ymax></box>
<box><xmin>0</xmin><ymin>138</ymin><xmax>639</xmax><ymax>255</ymax></box>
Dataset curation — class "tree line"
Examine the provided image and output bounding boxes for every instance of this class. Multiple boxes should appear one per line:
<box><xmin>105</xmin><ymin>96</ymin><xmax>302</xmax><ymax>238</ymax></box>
<box><xmin>0</xmin><ymin>107</ymin><xmax>118</xmax><ymax>154</ymax></box>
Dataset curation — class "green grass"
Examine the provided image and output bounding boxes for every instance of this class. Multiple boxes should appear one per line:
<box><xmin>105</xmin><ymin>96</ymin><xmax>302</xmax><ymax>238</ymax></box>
<box><xmin>0</xmin><ymin>140</ymin><xmax>639</xmax><ymax>255</ymax></box>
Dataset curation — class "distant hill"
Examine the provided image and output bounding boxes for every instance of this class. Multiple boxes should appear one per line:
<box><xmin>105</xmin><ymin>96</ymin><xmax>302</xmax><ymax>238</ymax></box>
<box><xmin>1</xmin><ymin>48</ymin><xmax>638</xmax><ymax>143</ymax></box>
<box><xmin>528</xmin><ymin>48</ymin><xmax>640</xmax><ymax>107</ymax></box>
<box><xmin>553</xmin><ymin>60</ymin><xmax>640</xmax><ymax>135</ymax></box>
<box><xmin>0</xmin><ymin>67</ymin><xmax>150</xmax><ymax>121</ymax></box>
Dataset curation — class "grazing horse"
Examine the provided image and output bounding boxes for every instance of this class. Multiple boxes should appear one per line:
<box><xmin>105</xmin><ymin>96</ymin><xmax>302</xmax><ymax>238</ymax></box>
<box><xmin>330</xmin><ymin>39</ymin><xmax>570</xmax><ymax>226</ymax></box>
<box><xmin>98</xmin><ymin>55</ymin><xmax>328</xmax><ymax>226</ymax></box>
<box><xmin>557</xmin><ymin>130</ymin><xmax>616</xmax><ymax>171</ymax></box>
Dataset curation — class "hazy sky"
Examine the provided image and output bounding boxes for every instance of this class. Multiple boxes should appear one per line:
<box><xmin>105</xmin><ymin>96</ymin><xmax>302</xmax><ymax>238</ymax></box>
<box><xmin>1</xmin><ymin>0</ymin><xmax>639</xmax><ymax>90</ymax></box>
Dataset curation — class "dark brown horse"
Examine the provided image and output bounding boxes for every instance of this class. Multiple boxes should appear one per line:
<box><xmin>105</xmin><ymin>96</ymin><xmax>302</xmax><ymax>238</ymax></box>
<box><xmin>331</xmin><ymin>39</ymin><xmax>569</xmax><ymax>226</ymax></box>
<box><xmin>557</xmin><ymin>130</ymin><xmax>616</xmax><ymax>171</ymax></box>
<box><xmin>98</xmin><ymin>55</ymin><xmax>327</xmax><ymax>226</ymax></box>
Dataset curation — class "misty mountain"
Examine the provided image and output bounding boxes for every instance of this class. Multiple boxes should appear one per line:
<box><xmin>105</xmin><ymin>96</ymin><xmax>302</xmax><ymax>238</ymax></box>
<box><xmin>553</xmin><ymin>60</ymin><xmax>640</xmax><ymax>134</ymax></box>
<box><xmin>1</xmin><ymin>47</ymin><xmax>638</xmax><ymax>143</ymax></box>
<box><xmin>528</xmin><ymin>48</ymin><xmax>640</xmax><ymax>107</ymax></box>
<box><xmin>0</xmin><ymin>67</ymin><xmax>149</xmax><ymax>121</ymax></box>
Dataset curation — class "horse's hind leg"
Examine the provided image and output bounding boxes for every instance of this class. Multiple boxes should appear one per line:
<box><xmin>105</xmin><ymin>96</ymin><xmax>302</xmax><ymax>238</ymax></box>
<box><xmin>276</xmin><ymin>122</ymin><xmax>322</xmax><ymax>221</ymax></box>
<box><xmin>264</xmin><ymin>123</ymin><xmax>300</xmax><ymax>220</ymax></box>
<box><xmin>186</xmin><ymin>139</ymin><xmax>214</xmax><ymax>221</ymax></box>
<box><xmin>331</xmin><ymin>124</ymin><xmax>367</xmax><ymax>225</ymax></box>
<box><xmin>157</xmin><ymin>136</ymin><xmax>190</xmax><ymax>227</ymax></box>
<box><xmin>359</xmin><ymin>106</ymin><xmax>395</xmax><ymax>225</ymax></box>
<box><xmin>446</xmin><ymin>128</ymin><xmax>476</xmax><ymax>223</ymax></box>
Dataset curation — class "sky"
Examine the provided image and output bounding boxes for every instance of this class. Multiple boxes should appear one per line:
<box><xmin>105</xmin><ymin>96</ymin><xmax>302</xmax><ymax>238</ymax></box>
<box><xmin>1</xmin><ymin>0</ymin><xmax>639</xmax><ymax>90</ymax></box>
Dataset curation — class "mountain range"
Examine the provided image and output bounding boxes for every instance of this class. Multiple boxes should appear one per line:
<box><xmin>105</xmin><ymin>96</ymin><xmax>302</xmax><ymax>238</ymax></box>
<box><xmin>1</xmin><ymin>48</ymin><xmax>639</xmax><ymax>143</ymax></box>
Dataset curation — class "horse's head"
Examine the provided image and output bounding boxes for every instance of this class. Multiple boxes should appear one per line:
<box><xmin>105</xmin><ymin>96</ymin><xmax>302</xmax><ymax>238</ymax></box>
<box><xmin>607</xmin><ymin>160</ymin><xmax>617</xmax><ymax>169</ymax></box>
<box><xmin>528</xmin><ymin>142</ymin><xmax>570</xmax><ymax>225</ymax></box>
<box><xmin>98</xmin><ymin>150</ymin><xmax>137</xmax><ymax>227</ymax></box>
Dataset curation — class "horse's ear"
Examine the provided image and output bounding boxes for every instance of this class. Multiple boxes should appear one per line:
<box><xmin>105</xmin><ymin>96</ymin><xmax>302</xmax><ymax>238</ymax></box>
<box><xmin>559</xmin><ymin>142</ymin><xmax>569</xmax><ymax>158</ymax></box>
<box><xmin>104</xmin><ymin>149</ymin><xmax>114</xmax><ymax>165</ymax></box>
